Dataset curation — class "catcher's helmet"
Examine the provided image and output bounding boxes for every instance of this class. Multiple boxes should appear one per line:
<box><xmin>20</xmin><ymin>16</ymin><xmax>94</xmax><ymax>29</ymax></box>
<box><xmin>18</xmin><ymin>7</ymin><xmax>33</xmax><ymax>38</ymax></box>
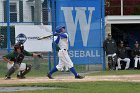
<box><xmin>14</xmin><ymin>42</ymin><xmax>24</xmax><ymax>51</ymax></box>
<box><xmin>56</xmin><ymin>25</ymin><xmax>65</xmax><ymax>33</ymax></box>
<box><xmin>14</xmin><ymin>42</ymin><xmax>20</xmax><ymax>49</ymax></box>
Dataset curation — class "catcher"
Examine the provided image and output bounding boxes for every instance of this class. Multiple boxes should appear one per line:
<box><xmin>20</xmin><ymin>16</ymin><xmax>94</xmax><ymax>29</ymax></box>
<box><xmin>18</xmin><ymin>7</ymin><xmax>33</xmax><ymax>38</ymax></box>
<box><xmin>3</xmin><ymin>42</ymin><xmax>42</xmax><ymax>80</ymax></box>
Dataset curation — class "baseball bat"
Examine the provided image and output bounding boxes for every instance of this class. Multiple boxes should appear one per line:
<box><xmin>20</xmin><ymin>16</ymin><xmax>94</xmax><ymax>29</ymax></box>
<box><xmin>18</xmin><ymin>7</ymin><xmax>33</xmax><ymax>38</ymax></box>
<box><xmin>37</xmin><ymin>35</ymin><xmax>53</xmax><ymax>40</ymax></box>
<box><xmin>37</xmin><ymin>32</ymin><xmax>61</xmax><ymax>40</ymax></box>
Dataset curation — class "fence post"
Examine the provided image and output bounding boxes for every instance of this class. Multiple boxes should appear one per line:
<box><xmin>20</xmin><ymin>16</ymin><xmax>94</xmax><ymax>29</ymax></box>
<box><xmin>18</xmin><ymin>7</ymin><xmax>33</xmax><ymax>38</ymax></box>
<box><xmin>47</xmin><ymin>0</ymin><xmax>52</xmax><ymax>71</ymax></box>
<box><xmin>51</xmin><ymin>0</ymin><xmax>57</xmax><ymax>67</ymax></box>
<box><xmin>6</xmin><ymin>0</ymin><xmax>11</xmax><ymax>53</ymax></box>
<box><xmin>101</xmin><ymin>0</ymin><xmax>106</xmax><ymax>71</ymax></box>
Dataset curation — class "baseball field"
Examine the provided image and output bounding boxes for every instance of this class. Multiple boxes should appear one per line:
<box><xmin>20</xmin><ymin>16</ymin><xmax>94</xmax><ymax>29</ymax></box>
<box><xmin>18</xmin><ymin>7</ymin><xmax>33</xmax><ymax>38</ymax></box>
<box><xmin>0</xmin><ymin>70</ymin><xmax>140</xmax><ymax>93</ymax></box>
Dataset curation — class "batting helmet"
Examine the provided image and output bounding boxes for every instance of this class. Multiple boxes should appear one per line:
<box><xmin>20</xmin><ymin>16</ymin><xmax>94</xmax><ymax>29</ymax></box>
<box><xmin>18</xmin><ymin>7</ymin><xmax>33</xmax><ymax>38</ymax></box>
<box><xmin>56</xmin><ymin>25</ymin><xmax>65</xmax><ymax>33</ymax></box>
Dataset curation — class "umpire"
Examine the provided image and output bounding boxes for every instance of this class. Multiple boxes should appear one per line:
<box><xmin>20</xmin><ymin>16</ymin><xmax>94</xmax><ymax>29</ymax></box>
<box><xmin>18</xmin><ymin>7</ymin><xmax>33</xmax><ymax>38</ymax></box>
<box><xmin>3</xmin><ymin>42</ymin><xmax>42</xmax><ymax>80</ymax></box>
<box><xmin>103</xmin><ymin>33</ymin><xmax>117</xmax><ymax>70</ymax></box>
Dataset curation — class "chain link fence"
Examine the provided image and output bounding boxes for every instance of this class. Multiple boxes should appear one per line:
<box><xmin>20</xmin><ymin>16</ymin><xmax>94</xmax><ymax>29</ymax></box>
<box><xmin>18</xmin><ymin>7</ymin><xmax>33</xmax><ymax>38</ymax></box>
<box><xmin>0</xmin><ymin>0</ymin><xmax>93</xmax><ymax>78</ymax></box>
<box><xmin>0</xmin><ymin>0</ymin><xmax>51</xmax><ymax>78</ymax></box>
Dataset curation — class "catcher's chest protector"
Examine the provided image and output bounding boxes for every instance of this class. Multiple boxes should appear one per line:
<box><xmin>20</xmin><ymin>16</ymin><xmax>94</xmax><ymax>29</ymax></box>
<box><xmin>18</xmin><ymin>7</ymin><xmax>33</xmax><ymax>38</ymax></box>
<box><xmin>16</xmin><ymin>53</ymin><xmax>24</xmax><ymax>63</ymax></box>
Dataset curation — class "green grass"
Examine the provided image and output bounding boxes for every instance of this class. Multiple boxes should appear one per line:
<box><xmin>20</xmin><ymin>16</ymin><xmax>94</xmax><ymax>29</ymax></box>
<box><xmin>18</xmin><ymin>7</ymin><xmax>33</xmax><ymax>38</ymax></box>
<box><xmin>0</xmin><ymin>82</ymin><xmax>140</xmax><ymax>93</ymax></box>
<box><xmin>1</xmin><ymin>62</ymin><xmax>140</xmax><ymax>93</ymax></box>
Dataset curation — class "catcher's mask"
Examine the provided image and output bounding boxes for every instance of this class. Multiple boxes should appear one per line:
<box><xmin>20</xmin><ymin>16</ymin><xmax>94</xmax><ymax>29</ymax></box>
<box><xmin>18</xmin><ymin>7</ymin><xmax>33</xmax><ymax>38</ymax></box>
<box><xmin>20</xmin><ymin>43</ymin><xmax>24</xmax><ymax>51</ymax></box>
<box><xmin>14</xmin><ymin>42</ymin><xmax>24</xmax><ymax>51</ymax></box>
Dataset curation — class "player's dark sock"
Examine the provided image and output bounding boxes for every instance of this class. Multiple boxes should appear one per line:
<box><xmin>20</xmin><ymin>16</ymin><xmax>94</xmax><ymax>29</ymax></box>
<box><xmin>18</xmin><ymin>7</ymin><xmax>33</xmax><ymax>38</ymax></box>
<box><xmin>49</xmin><ymin>66</ymin><xmax>58</xmax><ymax>75</ymax></box>
<box><xmin>70</xmin><ymin>67</ymin><xmax>78</xmax><ymax>77</ymax></box>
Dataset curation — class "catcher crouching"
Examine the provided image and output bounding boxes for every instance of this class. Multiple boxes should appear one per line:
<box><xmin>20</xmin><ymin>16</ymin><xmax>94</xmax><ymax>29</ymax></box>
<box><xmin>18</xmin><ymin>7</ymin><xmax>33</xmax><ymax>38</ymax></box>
<box><xmin>2</xmin><ymin>42</ymin><xmax>42</xmax><ymax>80</ymax></box>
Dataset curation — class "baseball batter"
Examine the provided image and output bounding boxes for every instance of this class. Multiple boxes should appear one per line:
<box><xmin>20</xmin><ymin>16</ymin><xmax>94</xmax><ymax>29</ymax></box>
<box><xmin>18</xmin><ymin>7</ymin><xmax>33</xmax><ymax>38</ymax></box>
<box><xmin>3</xmin><ymin>42</ymin><xmax>42</xmax><ymax>80</ymax></box>
<box><xmin>47</xmin><ymin>25</ymin><xmax>84</xmax><ymax>79</ymax></box>
<box><xmin>53</xmin><ymin>36</ymin><xmax>69</xmax><ymax>72</ymax></box>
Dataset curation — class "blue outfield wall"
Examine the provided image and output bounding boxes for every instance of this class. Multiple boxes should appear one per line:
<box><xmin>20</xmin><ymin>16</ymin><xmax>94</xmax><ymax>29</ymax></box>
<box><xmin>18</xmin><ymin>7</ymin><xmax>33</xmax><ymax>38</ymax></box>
<box><xmin>55</xmin><ymin>0</ymin><xmax>105</xmax><ymax>66</ymax></box>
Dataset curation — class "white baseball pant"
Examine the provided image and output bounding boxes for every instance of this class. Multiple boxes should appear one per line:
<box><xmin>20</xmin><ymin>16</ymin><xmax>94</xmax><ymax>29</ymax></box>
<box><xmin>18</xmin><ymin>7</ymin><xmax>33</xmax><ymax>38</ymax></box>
<box><xmin>117</xmin><ymin>58</ymin><xmax>130</xmax><ymax>69</ymax></box>
<box><xmin>134</xmin><ymin>56</ymin><xmax>140</xmax><ymax>68</ymax></box>
<box><xmin>56</xmin><ymin>49</ymin><xmax>73</xmax><ymax>71</ymax></box>
<box><xmin>7</xmin><ymin>63</ymin><xmax>26</xmax><ymax>71</ymax></box>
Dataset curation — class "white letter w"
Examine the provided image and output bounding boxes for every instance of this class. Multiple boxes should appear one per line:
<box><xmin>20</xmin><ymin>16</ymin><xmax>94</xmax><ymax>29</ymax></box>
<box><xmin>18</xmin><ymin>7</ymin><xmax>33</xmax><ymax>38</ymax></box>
<box><xmin>61</xmin><ymin>7</ymin><xmax>95</xmax><ymax>46</ymax></box>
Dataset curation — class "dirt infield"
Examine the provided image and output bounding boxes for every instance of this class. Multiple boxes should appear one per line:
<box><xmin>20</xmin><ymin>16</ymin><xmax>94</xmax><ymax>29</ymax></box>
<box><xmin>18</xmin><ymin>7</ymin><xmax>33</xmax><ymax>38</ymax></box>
<box><xmin>0</xmin><ymin>75</ymin><xmax>140</xmax><ymax>84</ymax></box>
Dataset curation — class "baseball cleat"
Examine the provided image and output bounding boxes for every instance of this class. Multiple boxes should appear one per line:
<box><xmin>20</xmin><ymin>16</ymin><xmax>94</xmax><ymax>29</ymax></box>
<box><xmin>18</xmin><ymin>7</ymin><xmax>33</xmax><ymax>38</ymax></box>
<box><xmin>17</xmin><ymin>75</ymin><xmax>26</xmax><ymax>79</ymax></box>
<box><xmin>5</xmin><ymin>76</ymin><xmax>11</xmax><ymax>80</ymax></box>
<box><xmin>47</xmin><ymin>74</ymin><xmax>54</xmax><ymax>79</ymax></box>
<box><xmin>75</xmin><ymin>74</ymin><xmax>85</xmax><ymax>79</ymax></box>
